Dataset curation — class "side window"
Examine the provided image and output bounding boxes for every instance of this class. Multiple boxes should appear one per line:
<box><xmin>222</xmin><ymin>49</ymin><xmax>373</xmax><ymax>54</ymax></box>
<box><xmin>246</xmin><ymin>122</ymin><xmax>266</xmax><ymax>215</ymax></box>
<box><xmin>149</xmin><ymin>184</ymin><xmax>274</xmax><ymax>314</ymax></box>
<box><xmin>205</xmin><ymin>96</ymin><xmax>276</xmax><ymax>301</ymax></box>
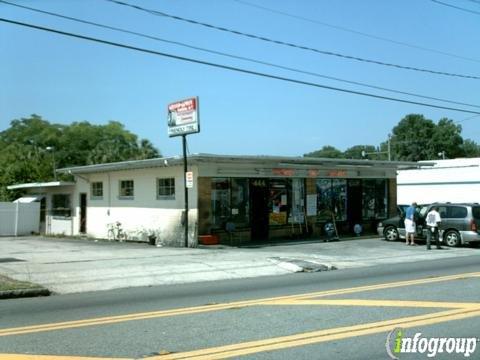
<box><xmin>91</xmin><ymin>181</ymin><xmax>103</xmax><ymax>199</ymax></box>
<box><xmin>157</xmin><ymin>178</ymin><xmax>175</xmax><ymax>199</ymax></box>
<box><xmin>51</xmin><ymin>194</ymin><xmax>72</xmax><ymax>217</ymax></box>
<box><xmin>447</xmin><ymin>206</ymin><xmax>467</xmax><ymax>219</ymax></box>
<box><xmin>119</xmin><ymin>180</ymin><xmax>134</xmax><ymax>199</ymax></box>
<box><xmin>472</xmin><ymin>207</ymin><xmax>480</xmax><ymax>219</ymax></box>
<box><xmin>419</xmin><ymin>206</ymin><xmax>429</xmax><ymax>218</ymax></box>
<box><xmin>437</xmin><ymin>206</ymin><xmax>447</xmax><ymax>219</ymax></box>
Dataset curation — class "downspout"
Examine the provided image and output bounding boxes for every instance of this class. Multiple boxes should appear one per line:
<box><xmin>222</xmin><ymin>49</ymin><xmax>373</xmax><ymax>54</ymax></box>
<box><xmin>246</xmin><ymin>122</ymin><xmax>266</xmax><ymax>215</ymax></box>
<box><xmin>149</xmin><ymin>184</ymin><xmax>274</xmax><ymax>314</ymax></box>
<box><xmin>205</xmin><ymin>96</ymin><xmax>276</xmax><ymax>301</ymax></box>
<box><xmin>108</xmin><ymin>173</ymin><xmax>111</xmax><ymax>216</ymax></box>
<box><xmin>14</xmin><ymin>201</ymin><xmax>19</xmax><ymax>236</ymax></box>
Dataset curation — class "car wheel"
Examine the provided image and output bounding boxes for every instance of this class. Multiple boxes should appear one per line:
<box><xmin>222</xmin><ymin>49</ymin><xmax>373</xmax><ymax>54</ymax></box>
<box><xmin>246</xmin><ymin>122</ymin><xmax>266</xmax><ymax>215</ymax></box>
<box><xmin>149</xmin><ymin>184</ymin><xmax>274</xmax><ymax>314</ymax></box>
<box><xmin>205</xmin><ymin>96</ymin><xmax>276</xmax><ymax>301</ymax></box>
<box><xmin>384</xmin><ymin>226</ymin><xmax>399</xmax><ymax>242</ymax></box>
<box><xmin>444</xmin><ymin>230</ymin><xmax>461</xmax><ymax>247</ymax></box>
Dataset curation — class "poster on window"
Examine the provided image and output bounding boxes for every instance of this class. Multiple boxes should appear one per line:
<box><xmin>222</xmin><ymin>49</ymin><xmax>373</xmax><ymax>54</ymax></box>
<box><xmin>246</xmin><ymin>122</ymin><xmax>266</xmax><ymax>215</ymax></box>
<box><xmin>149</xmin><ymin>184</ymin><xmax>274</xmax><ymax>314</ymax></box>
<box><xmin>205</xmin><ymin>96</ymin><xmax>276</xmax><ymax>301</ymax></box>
<box><xmin>269</xmin><ymin>212</ymin><xmax>287</xmax><ymax>225</ymax></box>
<box><xmin>307</xmin><ymin>194</ymin><xmax>317</xmax><ymax>217</ymax></box>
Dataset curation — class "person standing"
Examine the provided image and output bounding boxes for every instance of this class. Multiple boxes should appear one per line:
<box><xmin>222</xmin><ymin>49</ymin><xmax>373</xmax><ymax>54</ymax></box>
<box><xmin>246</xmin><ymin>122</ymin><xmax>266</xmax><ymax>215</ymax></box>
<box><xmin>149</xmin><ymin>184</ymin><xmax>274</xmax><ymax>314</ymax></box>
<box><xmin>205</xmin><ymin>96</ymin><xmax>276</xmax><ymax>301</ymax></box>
<box><xmin>404</xmin><ymin>202</ymin><xmax>417</xmax><ymax>245</ymax></box>
<box><xmin>426</xmin><ymin>206</ymin><xmax>442</xmax><ymax>250</ymax></box>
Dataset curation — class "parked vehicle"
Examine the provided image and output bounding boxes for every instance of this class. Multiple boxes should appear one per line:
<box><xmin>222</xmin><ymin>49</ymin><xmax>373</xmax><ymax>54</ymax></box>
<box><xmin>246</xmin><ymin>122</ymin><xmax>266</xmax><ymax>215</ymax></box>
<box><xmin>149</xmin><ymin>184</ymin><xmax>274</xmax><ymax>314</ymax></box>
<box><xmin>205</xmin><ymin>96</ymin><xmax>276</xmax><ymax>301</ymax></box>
<box><xmin>377</xmin><ymin>203</ymin><xmax>480</xmax><ymax>246</ymax></box>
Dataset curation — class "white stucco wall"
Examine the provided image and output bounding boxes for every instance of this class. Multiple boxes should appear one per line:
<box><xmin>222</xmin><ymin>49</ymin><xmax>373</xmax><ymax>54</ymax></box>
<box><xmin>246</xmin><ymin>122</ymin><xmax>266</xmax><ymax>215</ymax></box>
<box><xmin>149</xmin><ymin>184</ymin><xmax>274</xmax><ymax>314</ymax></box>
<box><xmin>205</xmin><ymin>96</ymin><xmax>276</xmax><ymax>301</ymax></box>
<box><xmin>72</xmin><ymin>165</ymin><xmax>199</xmax><ymax>246</ymax></box>
<box><xmin>44</xmin><ymin>186</ymin><xmax>76</xmax><ymax>236</ymax></box>
<box><xmin>397</xmin><ymin>158</ymin><xmax>480</xmax><ymax>204</ymax></box>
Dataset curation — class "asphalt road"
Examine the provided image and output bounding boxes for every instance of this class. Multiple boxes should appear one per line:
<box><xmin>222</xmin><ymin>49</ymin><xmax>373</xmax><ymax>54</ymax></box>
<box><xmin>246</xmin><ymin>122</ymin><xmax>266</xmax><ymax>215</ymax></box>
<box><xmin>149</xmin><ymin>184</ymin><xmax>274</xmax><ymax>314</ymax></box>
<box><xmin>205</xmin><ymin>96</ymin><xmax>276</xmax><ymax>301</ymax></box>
<box><xmin>0</xmin><ymin>256</ymin><xmax>479</xmax><ymax>359</ymax></box>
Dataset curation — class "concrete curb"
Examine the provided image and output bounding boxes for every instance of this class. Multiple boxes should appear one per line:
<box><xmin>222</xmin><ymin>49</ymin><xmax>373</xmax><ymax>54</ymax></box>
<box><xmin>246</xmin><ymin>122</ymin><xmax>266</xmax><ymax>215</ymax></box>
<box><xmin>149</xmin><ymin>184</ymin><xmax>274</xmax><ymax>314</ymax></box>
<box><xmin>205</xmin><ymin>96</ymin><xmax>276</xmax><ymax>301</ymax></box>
<box><xmin>0</xmin><ymin>287</ymin><xmax>51</xmax><ymax>300</ymax></box>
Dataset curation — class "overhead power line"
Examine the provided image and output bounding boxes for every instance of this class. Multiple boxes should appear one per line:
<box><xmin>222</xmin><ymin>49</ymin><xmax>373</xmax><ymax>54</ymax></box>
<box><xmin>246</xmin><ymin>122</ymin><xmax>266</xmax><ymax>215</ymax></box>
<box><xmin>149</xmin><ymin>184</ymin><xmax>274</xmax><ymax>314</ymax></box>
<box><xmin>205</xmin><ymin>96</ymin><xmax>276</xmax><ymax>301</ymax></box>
<box><xmin>430</xmin><ymin>0</ymin><xmax>480</xmax><ymax>15</ymax></box>
<box><xmin>3</xmin><ymin>0</ymin><xmax>479</xmax><ymax>109</ymax></box>
<box><xmin>2</xmin><ymin>17</ymin><xmax>480</xmax><ymax>116</ymax></box>
<box><xmin>232</xmin><ymin>0</ymin><xmax>480</xmax><ymax>64</ymax></box>
<box><xmin>456</xmin><ymin>114</ymin><xmax>480</xmax><ymax>123</ymax></box>
<box><xmin>106</xmin><ymin>0</ymin><xmax>480</xmax><ymax>80</ymax></box>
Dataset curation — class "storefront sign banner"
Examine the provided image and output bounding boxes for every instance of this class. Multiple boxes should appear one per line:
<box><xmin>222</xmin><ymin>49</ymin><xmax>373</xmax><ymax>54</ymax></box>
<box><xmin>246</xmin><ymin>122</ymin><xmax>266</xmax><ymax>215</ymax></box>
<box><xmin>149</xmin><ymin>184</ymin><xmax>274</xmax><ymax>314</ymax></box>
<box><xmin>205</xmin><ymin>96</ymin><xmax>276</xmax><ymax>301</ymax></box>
<box><xmin>328</xmin><ymin>170</ymin><xmax>347</xmax><ymax>177</ymax></box>
<box><xmin>272</xmin><ymin>168</ymin><xmax>295</xmax><ymax>177</ymax></box>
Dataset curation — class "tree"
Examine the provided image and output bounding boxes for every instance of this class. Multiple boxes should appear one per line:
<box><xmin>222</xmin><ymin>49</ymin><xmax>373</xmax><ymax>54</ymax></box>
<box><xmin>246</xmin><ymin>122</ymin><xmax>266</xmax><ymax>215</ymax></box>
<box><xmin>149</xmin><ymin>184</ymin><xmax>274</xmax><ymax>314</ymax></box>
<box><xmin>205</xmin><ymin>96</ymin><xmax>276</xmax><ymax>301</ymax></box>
<box><xmin>390</xmin><ymin>114</ymin><xmax>435</xmax><ymax>161</ymax></box>
<box><xmin>304</xmin><ymin>145</ymin><xmax>343</xmax><ymax>158</ymax></box>
<box><xmin>0</xmin><ymin>115</ymin><xmax>161</xmax><ymax>201</ymax></box>
<box><xmin>389</xmin><ymin>115</ymin><xmax>467</xmax><ymax>161</ymax></box>
<box><xmin>462</xmin><ymin>139</ymin><xmax>480</xmax><ymax>157</ymax></box>
<box><xmin>304</xmin><ymin>113</ymin><xmax>474</xmax><ymax>162</ymax></box>
<box><xmin>430</xmin><ymin>118</ymin><xmax>463</xmax><ymax>159</ymax></box>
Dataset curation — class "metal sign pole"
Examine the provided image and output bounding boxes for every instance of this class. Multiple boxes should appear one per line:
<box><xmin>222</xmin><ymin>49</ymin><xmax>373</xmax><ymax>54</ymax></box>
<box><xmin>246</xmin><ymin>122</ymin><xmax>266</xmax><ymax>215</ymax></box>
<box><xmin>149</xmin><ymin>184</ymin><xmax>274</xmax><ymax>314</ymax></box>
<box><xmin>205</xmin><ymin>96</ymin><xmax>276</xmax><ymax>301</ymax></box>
<box><xmin>182</xmin><ymin>134</ymin><xmax>189</xmax><ymax>248</ymax></box>
<box><xmin>167</xmin><ymin>97</ymin><xmax>199</xmax><ymax>248</ymax></box>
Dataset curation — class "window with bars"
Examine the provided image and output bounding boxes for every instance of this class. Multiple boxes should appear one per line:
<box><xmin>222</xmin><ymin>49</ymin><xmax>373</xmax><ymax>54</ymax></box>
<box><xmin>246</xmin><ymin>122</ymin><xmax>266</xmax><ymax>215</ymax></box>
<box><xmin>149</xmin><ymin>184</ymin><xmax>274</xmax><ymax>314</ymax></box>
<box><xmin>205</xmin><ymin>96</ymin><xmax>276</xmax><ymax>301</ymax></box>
<box><xmin>91</xmin><ymin>181</ymin><xmax>103</xmax><ymax>199</ymax></box>
<box><xmin>157</xmin><ymin>178</ymin><xmax>175</xmax><ymax>199</ymax></box>
<box><xmin>51</xmin><ymin>194</ymin><xmax>72</xmax><ymax>217</ymax></box>
<box><xmin>119</xmin><ymin>180</ymin><xmax>134</xmax><ymax>198</ymax></box>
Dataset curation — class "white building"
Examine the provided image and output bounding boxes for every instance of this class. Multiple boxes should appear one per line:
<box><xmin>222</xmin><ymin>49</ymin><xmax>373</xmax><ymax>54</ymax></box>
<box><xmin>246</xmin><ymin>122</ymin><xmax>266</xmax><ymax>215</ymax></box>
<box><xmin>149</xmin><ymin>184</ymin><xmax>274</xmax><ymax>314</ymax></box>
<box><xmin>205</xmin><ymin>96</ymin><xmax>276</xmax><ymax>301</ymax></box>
<box><xmin>8</xmin><ymin>154</ymin><xmax>420</xmax><ymax>246</ymax></box>
<box><xmin>397</xmin><ymin>158</ymin><xmax>480</xmax><ymax>205</ymax></box>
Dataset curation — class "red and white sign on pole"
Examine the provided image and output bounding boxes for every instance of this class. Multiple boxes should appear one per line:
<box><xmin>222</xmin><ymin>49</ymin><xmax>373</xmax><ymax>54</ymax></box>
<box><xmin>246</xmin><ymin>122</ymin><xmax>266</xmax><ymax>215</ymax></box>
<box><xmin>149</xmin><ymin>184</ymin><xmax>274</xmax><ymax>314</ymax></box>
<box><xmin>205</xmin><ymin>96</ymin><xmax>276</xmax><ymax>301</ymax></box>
<box><xmin>167</xmin><ymin>97</ymin><xmax>200</xmax><ymax>137</ymax></box>
<box><xmin>185</xmin><ymin>171</ymin><xmax>193</xmax><ymax>188</ymax></box>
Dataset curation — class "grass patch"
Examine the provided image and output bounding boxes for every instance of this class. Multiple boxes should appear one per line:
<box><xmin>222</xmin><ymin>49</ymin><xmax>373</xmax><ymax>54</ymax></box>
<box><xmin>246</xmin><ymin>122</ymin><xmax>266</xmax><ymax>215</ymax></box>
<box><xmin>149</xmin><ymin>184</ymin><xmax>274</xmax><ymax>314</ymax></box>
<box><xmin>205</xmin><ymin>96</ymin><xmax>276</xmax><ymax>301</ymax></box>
<box><xmin>0</xmin><ymin>274</ymin><xmax>42</xmax><ymax>292</ymax></box>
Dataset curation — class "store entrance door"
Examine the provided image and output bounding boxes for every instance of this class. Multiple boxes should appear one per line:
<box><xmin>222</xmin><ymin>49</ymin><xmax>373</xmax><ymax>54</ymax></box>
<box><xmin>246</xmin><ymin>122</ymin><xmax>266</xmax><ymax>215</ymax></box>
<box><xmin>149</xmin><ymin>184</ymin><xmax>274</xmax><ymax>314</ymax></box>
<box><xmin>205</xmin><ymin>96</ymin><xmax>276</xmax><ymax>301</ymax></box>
<box><xmin>250</xmin><ymin>179</ymin><xmax>269</xmax><ymax>241</ymax></box>
<box><xmin>79</xmin><ymin>193</ymin><xmax>87</xmax><ymax>234</ymax></box>
<box><xmin>347</xmin><ymin>180</ymin><xmax>362</xmax><ymax>231</ymax></box>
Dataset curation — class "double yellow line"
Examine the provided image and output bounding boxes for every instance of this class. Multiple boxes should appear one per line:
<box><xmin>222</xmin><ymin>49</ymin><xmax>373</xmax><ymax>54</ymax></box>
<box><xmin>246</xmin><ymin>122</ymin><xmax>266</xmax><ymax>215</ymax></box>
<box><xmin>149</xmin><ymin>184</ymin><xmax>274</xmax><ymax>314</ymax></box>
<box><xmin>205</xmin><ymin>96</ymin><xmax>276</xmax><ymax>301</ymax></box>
<box><xmin>1</xmin><ymin>271</ymin><xmax>479</xmax><ymax>359</ymax></box>
<box><xmin>151</xmin><ymin>308</ymin><xmax>480</xmax><ymax>359</ymax></box>
<box><xmin>1</xmin><ymin>271</ymin><xmax>479</xmax><ymax>338</ymax></box>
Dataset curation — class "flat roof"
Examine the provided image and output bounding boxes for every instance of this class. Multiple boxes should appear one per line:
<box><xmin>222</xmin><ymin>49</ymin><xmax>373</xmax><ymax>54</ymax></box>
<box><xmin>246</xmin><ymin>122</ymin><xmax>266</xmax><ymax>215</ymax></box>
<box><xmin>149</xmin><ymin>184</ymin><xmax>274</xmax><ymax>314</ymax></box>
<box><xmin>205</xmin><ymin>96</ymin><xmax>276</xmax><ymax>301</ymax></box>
<box><xmin>57</xmin><ymin>153</ymin><xmax>429</xmax><ymax>175</ymax></box>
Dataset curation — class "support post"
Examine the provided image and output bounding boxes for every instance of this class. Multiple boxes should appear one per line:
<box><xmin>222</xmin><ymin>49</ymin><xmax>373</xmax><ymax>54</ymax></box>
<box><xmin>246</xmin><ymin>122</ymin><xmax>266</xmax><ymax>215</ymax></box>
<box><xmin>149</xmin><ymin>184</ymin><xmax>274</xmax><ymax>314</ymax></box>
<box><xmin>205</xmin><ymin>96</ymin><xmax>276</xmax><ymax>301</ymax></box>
<box><xmin>14</xmin><ymin>201</ymin><xmax>19</xmax><ymax>237</ymax></box>
<box><xmin>387</xmin><ymin>134</ymin><xmax>391</xmax><ymax>161</ymax></box>
<box><xmin>182</xmin><ymin>135</ymin><xmax>189</xmax><ymax>247</ymax></box>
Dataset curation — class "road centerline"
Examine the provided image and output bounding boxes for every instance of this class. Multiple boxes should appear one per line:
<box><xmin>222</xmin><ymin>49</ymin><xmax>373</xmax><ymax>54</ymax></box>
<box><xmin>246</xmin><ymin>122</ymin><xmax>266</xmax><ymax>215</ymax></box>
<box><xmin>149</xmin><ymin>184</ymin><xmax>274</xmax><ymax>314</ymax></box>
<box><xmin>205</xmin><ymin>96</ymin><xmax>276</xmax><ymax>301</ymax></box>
<box><xmin>0</xmin><ymin>271</ymin><xmax>478</xmax><ymax>338</ymax></box>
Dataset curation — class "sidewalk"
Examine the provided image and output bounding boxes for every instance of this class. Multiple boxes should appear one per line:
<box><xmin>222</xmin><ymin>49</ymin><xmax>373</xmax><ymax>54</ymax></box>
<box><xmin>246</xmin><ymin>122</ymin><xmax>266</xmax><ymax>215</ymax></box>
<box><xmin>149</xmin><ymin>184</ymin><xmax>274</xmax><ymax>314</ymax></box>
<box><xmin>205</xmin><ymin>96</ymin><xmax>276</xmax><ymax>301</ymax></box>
<box><xmin>0</xmin><ymin>236</ymin><xmax>478</xmax><ymax>295</ymax></box>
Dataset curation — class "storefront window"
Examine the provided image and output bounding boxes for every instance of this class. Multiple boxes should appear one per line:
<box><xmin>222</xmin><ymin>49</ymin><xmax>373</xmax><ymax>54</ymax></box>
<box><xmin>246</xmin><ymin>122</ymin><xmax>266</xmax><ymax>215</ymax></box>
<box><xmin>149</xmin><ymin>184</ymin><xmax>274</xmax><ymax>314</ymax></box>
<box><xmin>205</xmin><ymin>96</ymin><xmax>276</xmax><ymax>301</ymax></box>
<box><xmin>290</xmin><ymin>178</ymin><xmax>305</xmax><ymax>224</ymax></box>
<box><xmin>332</xmin><ymin>179</ymin><xmax>347</xmax><ymax>221</ymax></box>
<box><xmin>362</xmin><ymin>179</ymin><xmax>387</xmax><ymax>219</ymax></box>
<box><xmin>211</xmin><ymin>178</ymin><xmax>250</xmax><ymax>228</ymax></box>
<box><xmin>268</xmin><ymin>179</ymin><xmax>290</xmax><ymax>225</ymax></box>
<box><xmin>230</xmin><ymin>178</ymin><xmax>249</xmax><ymax>226</ymax></box>
<box><xmin>211</xmin><ymin>178</ymin><xmax>230</xmax><ymax>228</ymax></box>
<box><xmin>316</xmin><ymin>179</ymin><xmax>347</xmax><ymax>221</ymax></box>
<box><xmin>316</xmin><ymin>179</ymin><xmax>331</xmax><ymax>220</ymax></box>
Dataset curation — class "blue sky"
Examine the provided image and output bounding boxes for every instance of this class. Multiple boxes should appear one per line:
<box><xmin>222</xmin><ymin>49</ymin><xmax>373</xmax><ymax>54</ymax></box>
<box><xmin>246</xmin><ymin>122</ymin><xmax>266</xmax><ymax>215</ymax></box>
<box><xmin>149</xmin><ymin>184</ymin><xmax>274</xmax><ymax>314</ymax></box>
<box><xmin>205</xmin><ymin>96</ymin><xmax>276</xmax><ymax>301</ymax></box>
<box><xmin>1</xmin><ymin>0</ymin><xmax>479</xmax><ymax>157</ymax></box>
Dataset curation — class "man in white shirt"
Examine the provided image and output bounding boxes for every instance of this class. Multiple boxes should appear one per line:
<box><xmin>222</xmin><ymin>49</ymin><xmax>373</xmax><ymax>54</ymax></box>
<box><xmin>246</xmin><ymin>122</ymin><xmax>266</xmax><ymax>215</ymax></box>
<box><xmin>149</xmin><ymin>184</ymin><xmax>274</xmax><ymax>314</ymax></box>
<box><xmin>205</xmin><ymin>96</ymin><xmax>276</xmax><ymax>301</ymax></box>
<box><xmin>426</xmin><ymin>206</ymin><xmax>442</xmax><ymax>250</ymax></box>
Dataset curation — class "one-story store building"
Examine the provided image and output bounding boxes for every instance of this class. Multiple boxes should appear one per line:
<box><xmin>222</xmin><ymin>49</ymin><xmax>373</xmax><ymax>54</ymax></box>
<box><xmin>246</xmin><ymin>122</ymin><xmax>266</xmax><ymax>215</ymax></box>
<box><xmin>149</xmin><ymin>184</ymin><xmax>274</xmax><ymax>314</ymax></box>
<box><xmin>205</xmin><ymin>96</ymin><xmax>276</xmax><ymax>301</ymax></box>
<box><xmin>8</xmin><ymin>154</ymin><xmax>421</xmax><ymax>246</ymax></box>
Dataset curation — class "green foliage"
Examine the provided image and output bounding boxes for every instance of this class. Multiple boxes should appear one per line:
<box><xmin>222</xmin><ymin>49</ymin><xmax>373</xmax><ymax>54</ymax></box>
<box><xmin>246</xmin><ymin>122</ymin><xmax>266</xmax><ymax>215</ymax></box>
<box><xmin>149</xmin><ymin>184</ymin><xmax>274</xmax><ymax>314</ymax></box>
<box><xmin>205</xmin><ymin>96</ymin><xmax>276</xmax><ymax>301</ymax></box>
<box><xmin>0</xmin><ymin>115</ymin><xmax>160</xmax><ymax>201</ymax></box>
<box><xmin>390</xmin><ymin>114</ymin><xmax>435</xmax><ymax>161</ymax></box>
<box><xmin>344</xmin><ymin>145</ymin><xmax>378</xmax><ymax>159</ymax></box>
<box><xmin>304</xmin><ymin>145</ymin><xmax>343</xmax><ymax>158</ymax></box>
<box><xmin>390</xmin><ymin>115</ymin><xmax>465</xmax><ymax>161</ymax></box>
<box><xmin>306</xmin><ymin>113</ymin><xmax>477</xmax><ymax>162</ymax></box>
<box><xmin>462</xmin><ymin>139</ymin><xmax>480</xmax><ymax>157</ymax></box>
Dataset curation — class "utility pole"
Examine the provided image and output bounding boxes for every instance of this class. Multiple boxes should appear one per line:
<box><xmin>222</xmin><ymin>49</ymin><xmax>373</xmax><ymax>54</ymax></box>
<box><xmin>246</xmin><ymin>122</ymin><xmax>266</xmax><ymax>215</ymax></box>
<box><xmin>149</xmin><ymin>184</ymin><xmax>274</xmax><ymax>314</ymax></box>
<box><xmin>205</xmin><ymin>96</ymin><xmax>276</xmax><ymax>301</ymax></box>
<box><xmin>361</xmin><ymin>134</ymin><xmax>391</xmax><ymax>160</ymax></box>
<box><xmin>387</xmin><ymin>133</ymin><xmax>391</xmax><ymax>161</ymax></box>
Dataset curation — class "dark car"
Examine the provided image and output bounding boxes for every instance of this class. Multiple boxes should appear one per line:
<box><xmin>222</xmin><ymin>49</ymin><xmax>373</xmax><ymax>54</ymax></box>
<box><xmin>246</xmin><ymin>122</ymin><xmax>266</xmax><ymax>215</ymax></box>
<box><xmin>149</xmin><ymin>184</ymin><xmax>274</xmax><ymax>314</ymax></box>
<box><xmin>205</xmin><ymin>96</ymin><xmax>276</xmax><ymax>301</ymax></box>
<box><xmin>377</xmin><ymin>203</ymin><xmax>480</xmax><ymax>246</ymax></box>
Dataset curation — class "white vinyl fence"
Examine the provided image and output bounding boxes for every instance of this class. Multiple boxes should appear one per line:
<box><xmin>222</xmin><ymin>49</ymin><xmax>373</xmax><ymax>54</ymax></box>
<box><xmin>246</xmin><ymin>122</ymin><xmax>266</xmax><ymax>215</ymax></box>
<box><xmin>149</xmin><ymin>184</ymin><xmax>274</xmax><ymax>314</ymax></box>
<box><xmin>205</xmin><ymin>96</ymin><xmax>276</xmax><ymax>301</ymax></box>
<box><xmin>0</xmin><ymin>202</ymin><xmax>40</xmax><ymax>236</ymax></box>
